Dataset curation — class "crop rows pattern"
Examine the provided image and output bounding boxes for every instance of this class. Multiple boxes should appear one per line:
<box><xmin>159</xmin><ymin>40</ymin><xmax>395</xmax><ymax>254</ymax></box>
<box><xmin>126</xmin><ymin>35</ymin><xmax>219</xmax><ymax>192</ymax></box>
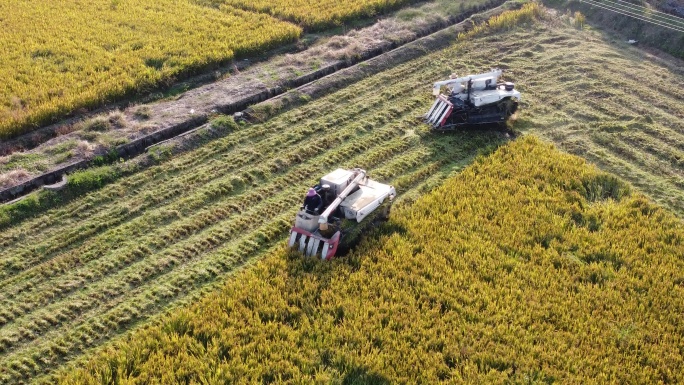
<box><xmin>465</xmin><ymin>14</ymin><xmax>684</xmax><ymax>216</ymax></box>
<box><xmin>0</xmin><ymin>28</ymin><xmax>506</xmax><ymax>382</ymax></box>
<box><xmin>2</xmin><ymin>8</ymin><xmax>683</xmax><ymax>382</ymax></box>
<box><xmin>0</xmin><ymin>0</ymin><xmax>302</xmax><ymax>139</ymax></box>
<box><xmin>58</xmin><ymin>137</ymin><xmax>684</xmax><ymax>383</ymax></box>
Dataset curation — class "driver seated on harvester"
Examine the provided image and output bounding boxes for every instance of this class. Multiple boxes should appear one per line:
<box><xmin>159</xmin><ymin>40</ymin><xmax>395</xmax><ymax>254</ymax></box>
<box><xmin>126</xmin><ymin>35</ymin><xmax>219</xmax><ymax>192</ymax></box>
<box><xmin>303</xmin><ymin>188</ymin><xmax>323</xmax><ymax>214</ymax></box>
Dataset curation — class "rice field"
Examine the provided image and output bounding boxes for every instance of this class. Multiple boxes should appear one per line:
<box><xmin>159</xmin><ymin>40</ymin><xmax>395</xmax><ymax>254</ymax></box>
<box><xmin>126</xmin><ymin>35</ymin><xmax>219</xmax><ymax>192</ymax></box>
<box><xmin>0</xmin><ymin>0</ymin><xmax>478</xmax><ymax>141</ymax></box>
<box><xmin>0</xmin><ymin>34</ymin><xmax>506</xmax><ymax>383</ymax></box>
<box><xmin>0</xmin><ymin>0</ymin><xmax>302</xmax><ymax>140</ymax></box>
<box><xmin>217</xmin><ymin>0</ymin><xmax>418</xmax><ymax>30</ymax></box>
<box><xmin>1</xmin><ymin>6</ymin><xmax>683</xmax><ymax>383</ymax></box>
<box><xmin>57</xmin><ymin>136</ymin><xmax>684</xmax><ymax>383</ymax></box>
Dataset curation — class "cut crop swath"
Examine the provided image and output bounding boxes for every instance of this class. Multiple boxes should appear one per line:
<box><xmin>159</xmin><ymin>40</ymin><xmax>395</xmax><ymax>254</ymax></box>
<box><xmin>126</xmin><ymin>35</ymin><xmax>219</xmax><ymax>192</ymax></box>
<box><xmin>57</xmin><ymin>136</ymin><xmax>684</xmax><ymax>384</ymax></box>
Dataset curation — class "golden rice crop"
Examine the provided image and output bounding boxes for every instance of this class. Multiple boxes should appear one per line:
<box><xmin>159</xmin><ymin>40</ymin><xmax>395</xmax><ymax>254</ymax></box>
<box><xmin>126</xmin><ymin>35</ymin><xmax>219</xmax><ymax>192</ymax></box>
<box><xmin>458</xmin><ymin>2</ymin><xmax>544</xmax><ymax>39</ymax></box>
<box><xmin>5</xmin><ymin>4</ymin><xmax>683</xmax><ymax>382</ymax></box>
<box><xmin>219</xmin><ymin>0</ymin><xmax>417</xmax><ymax>30</ymax></box>
<box><xmin>0</xmin><ymin>0</ymin><xmax>301</xmax><ymax>139</ymax></box>
<box><xmin>57</xmin><ymin>136</ymin><xmax>684</xmax><ymax>383</ymax></box>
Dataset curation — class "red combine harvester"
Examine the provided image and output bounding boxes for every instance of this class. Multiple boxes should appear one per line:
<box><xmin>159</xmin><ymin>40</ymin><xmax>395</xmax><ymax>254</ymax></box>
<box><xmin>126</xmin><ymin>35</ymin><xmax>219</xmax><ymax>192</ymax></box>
<box><xmin>288</xmin><ymin>168</ymin><xmax>396</xmax><ymax>260</ymax></box>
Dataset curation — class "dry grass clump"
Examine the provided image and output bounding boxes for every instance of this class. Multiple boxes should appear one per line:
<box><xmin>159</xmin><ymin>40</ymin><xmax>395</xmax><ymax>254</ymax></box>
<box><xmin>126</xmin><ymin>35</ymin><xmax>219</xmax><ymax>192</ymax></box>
<box><xmin>324</xmin><ymin>39</ymin><xmax>365</xmax><ymax>61</ymax></box>
<box><xmin>74</xmin><ymin>140</ymin><xmax>97</xmax><ymax>158</ymax></box>
<box><xmin>54</xmin><ymin>124</ymin><xmax>79</xmax><ymax>137</ymax></box>
<box><xmin>82</xmin><ymin>117</ymin><xmax>111</xmax><ymax>132</ymax></box>
<box><xmin>77</xmin><ymin>111</ymin><xmax>127</xmax><ymax>133</ymax></box>
<box><xmin>107</xmin><ymin>111</ymin><xmax>126</xmax><ymax>129</ymax></box>
<box><xmin>0</xmin><ymin>169</ymin><xmax>31</xmax><ymax>189</ymax></box>
<box><xmin>133</xmin><ymin>106</ymin><xmax>152</xmax><ymax>120</ymax></box>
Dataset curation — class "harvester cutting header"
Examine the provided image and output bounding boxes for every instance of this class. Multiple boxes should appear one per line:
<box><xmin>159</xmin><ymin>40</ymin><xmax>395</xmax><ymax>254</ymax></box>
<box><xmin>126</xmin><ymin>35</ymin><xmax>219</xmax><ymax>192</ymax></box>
<box><xmin>425</xmin><ymin>69</ymin><xmax>521</xmax><ymax>129</ymax></box>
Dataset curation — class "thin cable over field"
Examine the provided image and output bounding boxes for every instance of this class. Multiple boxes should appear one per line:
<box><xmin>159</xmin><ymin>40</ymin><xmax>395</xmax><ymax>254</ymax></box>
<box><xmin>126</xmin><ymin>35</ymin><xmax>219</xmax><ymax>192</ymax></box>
<box><xmin>579</xmin><ymin>0</ymin><xmax>684</xmax><ymax>33</ymax></box>
<box><xmin>610</xmin><ymin>0</ymin><xmax>684</xmax><ymax>25</ymax></box>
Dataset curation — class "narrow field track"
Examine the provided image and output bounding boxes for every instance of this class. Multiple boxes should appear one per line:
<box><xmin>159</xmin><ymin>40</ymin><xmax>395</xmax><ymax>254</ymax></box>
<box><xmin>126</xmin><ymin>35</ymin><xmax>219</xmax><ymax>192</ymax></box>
<box><xmin>1</xmin><ymin>12</ymin><xmax>683</xmax><ymax>383</ymax></box>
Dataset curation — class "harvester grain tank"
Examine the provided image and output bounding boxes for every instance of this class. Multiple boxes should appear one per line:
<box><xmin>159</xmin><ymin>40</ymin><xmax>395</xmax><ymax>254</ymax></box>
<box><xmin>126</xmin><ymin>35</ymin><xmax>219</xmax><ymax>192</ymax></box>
<box><xmin>425</xmin><ymin>69</ymin><xmax>521</xmax><ymax>129</ymax></box>
<box><xmin>288</xmin><ymin>168</ymin><xmax>396</xmax><ymax>260</ymax></box>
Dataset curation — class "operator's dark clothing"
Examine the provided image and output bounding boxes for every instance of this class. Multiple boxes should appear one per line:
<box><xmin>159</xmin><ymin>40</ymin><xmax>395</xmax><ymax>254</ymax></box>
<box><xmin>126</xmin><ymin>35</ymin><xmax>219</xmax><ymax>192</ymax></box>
<box><xmin>304</xmin><ymin>194</ymin><xmax>323</xmax><ymax>213</ymax></box>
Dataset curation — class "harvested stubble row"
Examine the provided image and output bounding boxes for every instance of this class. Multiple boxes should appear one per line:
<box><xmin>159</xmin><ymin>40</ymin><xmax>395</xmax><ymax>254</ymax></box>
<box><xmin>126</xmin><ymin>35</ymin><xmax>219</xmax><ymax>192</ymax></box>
<box><xmin>2</xmin><ymin>6</ymin><xmax>684</xmax><ymax>382</ymax></box>
<box><xmin>59</xmin><ymin>136</ymin><xmax>684</xmax><ymax>383</ymax></box>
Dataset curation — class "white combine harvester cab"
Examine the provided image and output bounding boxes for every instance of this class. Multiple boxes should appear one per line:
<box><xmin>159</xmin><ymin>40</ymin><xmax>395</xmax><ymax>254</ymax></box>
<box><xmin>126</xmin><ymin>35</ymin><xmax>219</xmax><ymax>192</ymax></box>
<box><xmin>425</xmin><ymin>69</ymin><xmax>521</xmax><ymax>129</ymax></box>
<box><xmin>288</xmin><ymin>168</ymin><xmax>396</xmax><ymax>260</ymax></box>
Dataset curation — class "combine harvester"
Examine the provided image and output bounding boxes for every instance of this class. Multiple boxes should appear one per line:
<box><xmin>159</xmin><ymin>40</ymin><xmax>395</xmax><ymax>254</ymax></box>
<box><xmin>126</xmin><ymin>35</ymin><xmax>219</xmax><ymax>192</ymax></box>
<box><xmin>425</xmin><ymin>69</ymin><xmax>521</xmax><ymax>129</ymax></box>
<box><xmin>288</xmin><ymin>168</ymin><xmax>395</xmax><ymax>260</ymax></box>
<box><xmin>288</xmin><ymin>70</ymin><xmax>519</xmax><ymax>259</ymax></box>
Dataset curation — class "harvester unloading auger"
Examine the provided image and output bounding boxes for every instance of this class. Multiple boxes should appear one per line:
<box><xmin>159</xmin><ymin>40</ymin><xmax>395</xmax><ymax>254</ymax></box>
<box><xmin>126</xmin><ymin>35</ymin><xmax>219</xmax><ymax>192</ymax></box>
<box><xmin>425</xmin><ymin>69</ymin><xmax>521</xmax><ymax>129</ymax></box>
<box><xmin>288</xmin><ymin>168</ymin><xmax>396</xmax><ymax>260</ymax></box>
